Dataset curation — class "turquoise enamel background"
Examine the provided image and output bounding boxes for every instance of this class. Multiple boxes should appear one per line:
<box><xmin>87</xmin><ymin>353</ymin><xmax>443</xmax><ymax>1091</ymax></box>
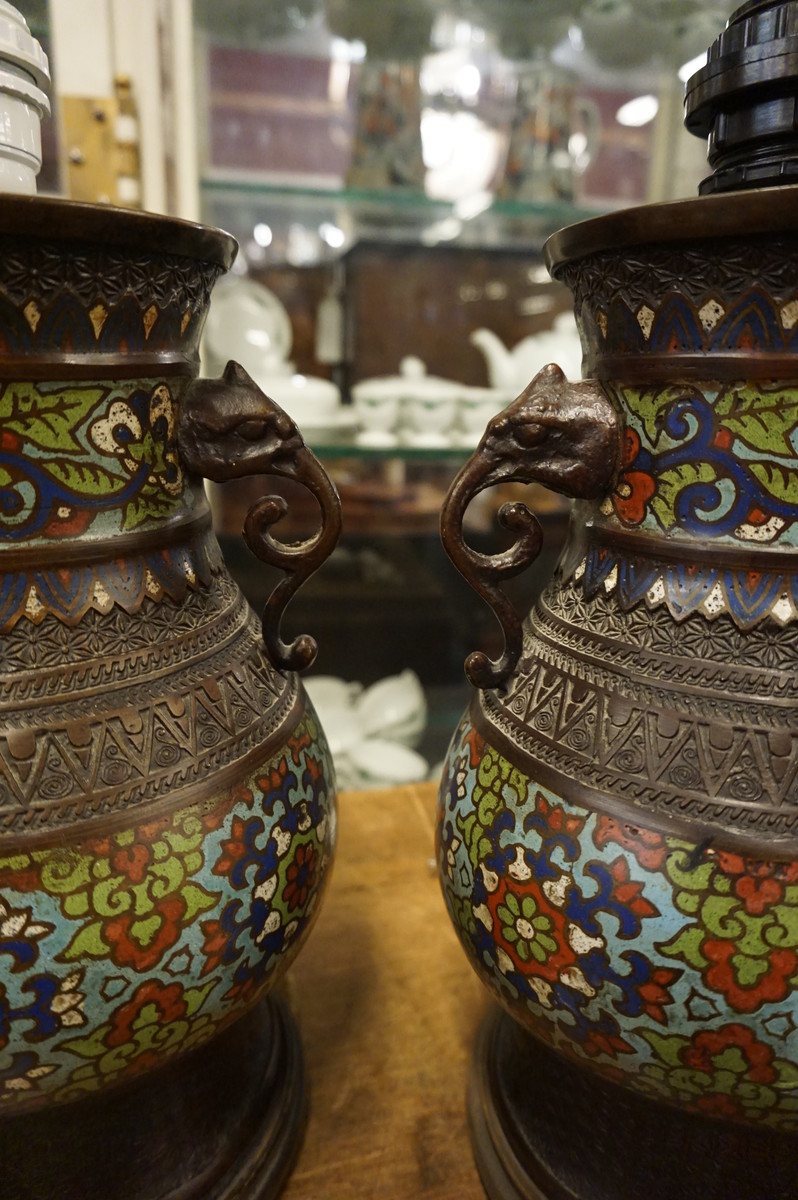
<box><xmin>0</xmin><ymin>711</ymin><xmax>335</xmax><ymax>1110</ymax></box>
<box><xmin>437</xmin><ymin>716</ymin><xmax>798</xmax><ymax>1130</ymax></box>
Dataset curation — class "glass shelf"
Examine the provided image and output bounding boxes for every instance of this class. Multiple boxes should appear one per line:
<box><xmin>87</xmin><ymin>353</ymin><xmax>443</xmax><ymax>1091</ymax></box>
<box><xmin>199</xmin><ymin>176</ymin><xmax>605</xmax><ymax>253</ymax></box>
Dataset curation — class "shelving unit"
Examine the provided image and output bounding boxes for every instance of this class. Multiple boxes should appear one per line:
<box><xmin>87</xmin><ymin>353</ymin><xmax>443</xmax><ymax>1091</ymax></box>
<box><xmin>199</xmin><ymin>176</ymin><xmax>605</xmax><ymax>253</ymax></box>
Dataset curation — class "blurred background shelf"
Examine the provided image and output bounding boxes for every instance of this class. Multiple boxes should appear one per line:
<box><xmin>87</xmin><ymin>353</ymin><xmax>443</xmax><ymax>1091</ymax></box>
<box><xmin>199</xmin><ymin>176</ymin><xmax>604</xmax><ymax>251</ymax></box>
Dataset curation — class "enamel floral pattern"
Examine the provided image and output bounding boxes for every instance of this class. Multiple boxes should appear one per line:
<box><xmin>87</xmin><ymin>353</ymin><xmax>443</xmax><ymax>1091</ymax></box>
<box><xmin>0</xmin><ymin>713</ymin><xmax>335</xmax><ymax>1110</ymax></box>
<box><xmin>437</xmin><ymin>718</ymin><xmax>798</xmax><ymax>1130</ymax></box>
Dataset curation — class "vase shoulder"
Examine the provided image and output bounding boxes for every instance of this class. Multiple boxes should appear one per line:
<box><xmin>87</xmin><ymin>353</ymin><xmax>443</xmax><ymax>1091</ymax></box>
<box><xmin>478</xmin><ymin>575</ymin><xmax>798</xmax><ymax>851</ymax></box>
<box><xmin>0</xmin><ymin>553</ymin><xmax>302</xmax><ymax>844</ymax></box>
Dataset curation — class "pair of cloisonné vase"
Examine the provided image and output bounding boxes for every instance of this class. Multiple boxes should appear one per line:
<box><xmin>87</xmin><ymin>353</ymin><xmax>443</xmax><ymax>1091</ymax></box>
<box><xmin>5</xmin><ymin>149</ymin><xmax>798</xmax><ymax>1200</ymax></box>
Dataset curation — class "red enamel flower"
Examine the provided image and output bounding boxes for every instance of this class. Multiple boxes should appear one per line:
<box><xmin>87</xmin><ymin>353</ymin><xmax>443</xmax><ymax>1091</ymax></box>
<box><xmin>639</xmin><ymin>966</ymin><xmax>681</xmax><ymax>1025</ymax></box>
<box><xmin>110</xmin><ymin>840</ymin><xmax>152</xmax><ymax>884</ymax></box>
<box><xmin>582</xmin><ymin>1028</ymin><xmax>635</xmax><ymax>1059</ymax></box>
<box><xmin>288</xmin><ymin>727</ymin><xmax>312</xmax><ymax>766</ymax></box>
<box><xmin>199</xmin><ymin>917</ymin><xmax>229</xmax><ymax>977</ymax></box>
<box><xmin>608</xmin><ymin>856</ymin><xmax>658</xmax><ymax>922</ymax></box>
<box><xmin>703</xmin><ymin>939</ymin><xmax>797</xmax><ymax>1013</ymax></box>
<box><xmin>464</xmin><ymin>725</ymin><xmax>485</xmax><ymax>769</ymax></box>
<box><xmin>104</xmin><ymin>894</ymin><xmax>186</xmax><ymax>971</ymax></box>
<box><xmin>613</xmin><ymin>428</ymin><xmax>656</xmax><ymax>526</ymax></box>
<box><xmin>683</xmin><ymin>1023</ymin><xmax>776</xmax><ymax>1085</ymax></box>
<box><xmin>488</xmin><ymin>875</ymin><xmax>575</xmax><ymax>983</ymax></box>
<box><xmin>105</xmin><ymin>979</ymin><xmax>188</xmax><ymax>1049</ymax></box>
<box><xmin>714</xmin><ymin>850</ymin><xmax>798</xmax><ymax>917</ymax></box>
<box><xmin>593</xmin><ymin>815</ymin><xmax>668</xmax><ymax>873</ymax></box>
<box><xmin>282</xmin><ymin>843</ymin><xmax>318</xmax><ymax>911</ymax></box>
<box><xmin>256</xmin><ymin>759</ymin><xmax>289</xmax><ymax>795</ymax></box>
<box><xmin>696</xmin><ymin>1092</ymin><xmax>742</xmax><ymax>1120</ymax></box>
<box><xmin>214</xmin><ymin>815</ymin><xmax>250</xmax><ymax>877</ymax></box>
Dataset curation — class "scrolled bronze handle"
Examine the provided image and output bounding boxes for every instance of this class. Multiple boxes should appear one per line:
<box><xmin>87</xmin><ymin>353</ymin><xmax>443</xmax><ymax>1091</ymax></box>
<box><xmin>178</xmin><ymin>360</ymin><xmax>342</xmax><ymax>673</ymax></box>
<box><xmin>440</xmin><ymin>363</ymin><xmax>621</xmax><ymax>690</ymax></box>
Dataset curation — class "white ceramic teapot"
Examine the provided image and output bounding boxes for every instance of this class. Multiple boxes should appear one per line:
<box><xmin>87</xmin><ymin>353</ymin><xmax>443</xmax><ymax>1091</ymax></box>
<box><xmin>470</xmin><ymin>311</ymin><xmax>584</xmax><ymax>392</ymax></box>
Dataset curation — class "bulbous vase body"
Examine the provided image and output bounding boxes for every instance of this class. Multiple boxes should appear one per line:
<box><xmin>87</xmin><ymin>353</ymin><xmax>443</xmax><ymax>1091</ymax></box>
<box><xmin>438</xmin><ymin>187</ymin><xmax>798</xmax><ymax>1199</ymax></box>
<box><xmin>0</xmin><ymin>198</ymin><xmax>340</xmax><ymax>1199</ymax></box>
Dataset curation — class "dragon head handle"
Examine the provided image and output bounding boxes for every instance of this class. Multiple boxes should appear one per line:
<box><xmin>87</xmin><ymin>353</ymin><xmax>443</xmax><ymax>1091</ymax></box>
<box><xmin>441</xmin><ymin>363</ymin><xmax>621</xmax><ymax>689</ymax></box>
<box><xmin>179</xmin><ymin>360</ymin><xmax>342</xmax><ymax>674</ymax></box>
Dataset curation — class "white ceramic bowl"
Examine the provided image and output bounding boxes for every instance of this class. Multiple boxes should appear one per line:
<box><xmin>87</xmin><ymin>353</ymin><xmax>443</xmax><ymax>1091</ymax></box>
<box><xmin>303</xmin><ymin>675</ymin><xmax>364</xmax><ymax>758</ymax></box>
<box><xmin>305</xmin><ymin>675</ymin><xmax>364</xmax><ymax>709</ymax></box>
<box><xmin>202</xmin><ymin>276</ymin><xmax>295</xmax><ymax>386</ymax></box>
<box><xmin>312</xmin><ymin>704</ymin><xmax>363</xmax><ymax>759</ymax></box>
<box><xmin>264</xmin><ymin>371</ymin><xmax>342</xmax><ymax>423</ymax></box>
<box><xmin>347</xmin><ymin>738</ymin><xmax>429</xmax><ymax>788</ymax></box>
<box><xmin>352</xmin><ymin>389</ymin><xmax>400</xmax><ymax>434</ymax></box>
<box><xmin>404</xmin><ymin>393</ymin><xmax>457</xmax><ymax>437</ymax></box>
<box><xmin>459</xmin><ymin>387</ymin><xmax>507</xmax><ymax>434</ymax></box>
<box><xmin>355</xmin><ymin>670</ymin><xmax>427</xmax><ymax>741</ymax></box>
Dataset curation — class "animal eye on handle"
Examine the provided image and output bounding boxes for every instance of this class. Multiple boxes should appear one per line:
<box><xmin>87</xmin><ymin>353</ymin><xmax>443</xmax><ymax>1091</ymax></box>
<box><xmin>236</xmin><ymin>418</ymin><xmax>271</xmax><ymax>442</ymax></box>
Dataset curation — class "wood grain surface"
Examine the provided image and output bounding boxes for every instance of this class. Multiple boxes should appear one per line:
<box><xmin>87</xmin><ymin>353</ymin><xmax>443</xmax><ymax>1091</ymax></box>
<box><xmin>283</xmin><ymin>782</ymin><xmax>489</xmax><ymax>1199</ymax></box>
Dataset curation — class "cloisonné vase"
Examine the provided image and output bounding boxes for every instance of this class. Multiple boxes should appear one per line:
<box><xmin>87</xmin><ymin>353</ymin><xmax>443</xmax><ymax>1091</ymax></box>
<box><xmin>0</xmin><ymin>197</ymin><xmax>341</xmax><ymax>1199</ymax></box>
<box><xmin>436</xmin><ymin>48</ymin><xmax>798</xmax><ymax>1200</ymax></box>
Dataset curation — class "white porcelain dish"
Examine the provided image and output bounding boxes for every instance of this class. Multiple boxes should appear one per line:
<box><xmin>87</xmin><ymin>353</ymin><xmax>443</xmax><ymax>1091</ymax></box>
<box><xmin>347</xmin><ymin>738</ymin><xmax>429</xmax><ymax>787</ymax></box>
<box><xmin>355</xmin><ymin>670</ymin><xmax>427</xmax><ymax>740</ymax></box>
<box><xmin>203</xmin><ymin>276</ymin><xmax>294</xmax><ymax>371</ymax></box>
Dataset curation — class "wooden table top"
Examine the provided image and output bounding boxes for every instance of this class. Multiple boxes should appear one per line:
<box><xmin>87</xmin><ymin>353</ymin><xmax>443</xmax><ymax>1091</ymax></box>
<box><xmin>283</xmin><ymin>781</ymin><xmax>489</xmax><ymax>1200</ymax></box>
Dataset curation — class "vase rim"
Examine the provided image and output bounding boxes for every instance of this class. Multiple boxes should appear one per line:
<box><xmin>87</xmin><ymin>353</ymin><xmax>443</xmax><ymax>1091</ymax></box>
<box><xmin>544</xmin><ymin>183</ymin><xmax>798</xmax><ymax>274</ymax></box>
<box><xmin>0</xmin><ymin>193</ymin><xmax>238</xmax><ymax>269</ymax></box>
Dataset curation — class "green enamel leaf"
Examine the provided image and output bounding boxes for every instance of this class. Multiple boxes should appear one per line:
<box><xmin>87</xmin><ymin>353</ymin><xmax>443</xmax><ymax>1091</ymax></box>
<box><xmin>749</xmin><ymin>461</ymin><xmax>798</xmax><ymax>507</ymax></box>
<box><xmin>181</xmin><ymin>883</ymin><xmax>217</xmax><ymax>923</ymax></box>
<box><xmin>658</xmin><ymin>925</ymin><xmax>707</xmax><ymax>970</ymax></box>
<box><xmin>182</xmin><ymin>851</ymin><xmax>203</xmax><ymax>876</ymax></box>
<box><xmin>503</xmin><ymin>765</ymin><xmax>529</xmax><ymax>807</ymax></box>
<box><xmin>93</xmin><ymin>877</ymin><xmax>133</xmax><ymax>918</ymax></box>
<box><xmin>0</xmin><ymin>383</ymin><xmax>106</xmax><ymax>452</ymax></box>
<box><xmin>736</xmin><ymin>912</ymin><xmax>776</xmax><ymax>958</ymax></box>
<box><xmin>146</xmin><ymin>858</ymin><xmax>185</xmax><ymax>897</ymax></box>
<box><xmin>122</xmin><ymin>491</ymin><xmax>176</xmax><ymax>530</ymax></box>
<box><xmin>700</xmin><ymin>894</ymin><xmax>743</xmax><ymax>940</ymax></box>
<box><xmin>623</xmin><ymin>385</ymin><xmax>703</xmax><ymax>446</ymax></box>
<box><xmin>650</xmin><ymin>462</ymin><xmax>718</xmax><ymax>531</ymax></box>
<box><xmin>62</xmin><ymin>892</ymin><xmax>90</xmax><ymax>918</ymax></box>
<box><xmin>675</xmin><ymin>889</ymin><xmax>701</xmax><ymax>915</ymax></box>
<box><xmin>456</xmin><ymin>811</ymin><xmax>491</xmax><ymax>873</ymax></box>
<box><xmin>184</xmin><ymin>979</ymin><xmax>217</xmax><ymax>1016</ymax></box>
<box><xmin>59</xmin><ymin>1025</ymin><xmax>113</xmax><ymax>1060</ymax></box>
<box><xmin>62</xmin><ymin>920</ymin><xmax>109</xmax><ymax>961</ymax></box>
<box><xmin>451</xmin><ymin>894</ymin><xmax>475</xmax><ymax>937</ymax></box>
<box><xmin>164</xmin><ymin>828</ymin><xmax>204</xmax><ymax>856</ymax></box>
<box><xmin>129</xmin><ymin>915</ymin><xmax>161</xmax><ymax>947</ymax></box>
<box><xmin>730</xmin><ymin>951</ymin><xmax>769</xmax><ymax>988</ymax></box>
<box><xmin>476</xmin><ymin>755</ymin><xmax>501</xmax><ymax>791</ymax></box>
<box><xmin>767</xmin><ymin>905</ymin><xmax>798</xmax><ymax>948</ymax></box>
<box><xmin>476</xmin><ymin>789</ymin><xmax>502</xmax><ymax>829</ymax></box>
<box><xmin>0</xmin><ymin>852</ymin><xmax>31</xmax><ymax>872</ymax></box>
<box><xmin>638</xmin><ymin>1027</ymin><xmax>688</xmax><ymax>1069</ymax></box>
<box><xmin>47</xmin><ymin>459</ymin><xmax>124</xmax><ymax>497</ymax></box>
<box><xmin>667</xmin><ymin>849</ymin><xmax>717</xmax><ymax>893</ymax></box>
<box><xmin>718</xmin><ymin>385</ymin><xmax>798</xmax><ymax>454</ymax></box>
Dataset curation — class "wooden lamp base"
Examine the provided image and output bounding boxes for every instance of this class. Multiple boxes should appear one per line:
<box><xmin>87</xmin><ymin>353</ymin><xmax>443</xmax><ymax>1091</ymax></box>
<box><xmin>468</xmin><ymin>1007</ymin><xmax>798</xmax><ymax>1200</ymax></box>
<box><xmin>1</xmin><ymin>992</ymin><xmax>306</xmax><ymax>1200</ymax></box>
